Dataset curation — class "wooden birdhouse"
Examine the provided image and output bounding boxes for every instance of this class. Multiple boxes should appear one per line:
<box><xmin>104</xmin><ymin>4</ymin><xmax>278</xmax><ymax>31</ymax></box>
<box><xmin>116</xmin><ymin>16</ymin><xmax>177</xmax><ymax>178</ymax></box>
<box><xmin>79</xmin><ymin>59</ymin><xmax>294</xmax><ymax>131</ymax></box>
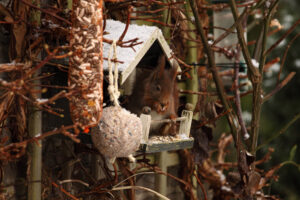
<box><xmin>102</xmin><ymin>19</ymin><xmax>194</xmax><ymax>153</ymax></box>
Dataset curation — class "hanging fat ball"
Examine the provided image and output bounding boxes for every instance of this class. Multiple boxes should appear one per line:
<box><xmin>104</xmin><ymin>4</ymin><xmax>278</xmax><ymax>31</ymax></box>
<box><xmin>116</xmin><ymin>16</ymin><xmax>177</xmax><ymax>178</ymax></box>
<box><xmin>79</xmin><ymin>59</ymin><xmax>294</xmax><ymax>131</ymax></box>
<box><xmin>91</xmin><ymin>106</ymin><xmax>142</xmax><ymax>163</ymax></box>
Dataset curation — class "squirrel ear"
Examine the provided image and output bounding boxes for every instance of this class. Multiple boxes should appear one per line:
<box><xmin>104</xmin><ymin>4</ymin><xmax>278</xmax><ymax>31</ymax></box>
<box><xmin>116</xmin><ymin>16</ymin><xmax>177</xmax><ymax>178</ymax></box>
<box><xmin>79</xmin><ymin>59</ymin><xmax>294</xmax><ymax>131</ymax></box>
<box><xmin>171</xmin><ymin>65</ymin><xmax>178</xmax><ymax>81</ymax></box>
<box><xmin>157</xmin><ymin>54</ymin><xmax>166</xmax><ymax>78</ymax></box>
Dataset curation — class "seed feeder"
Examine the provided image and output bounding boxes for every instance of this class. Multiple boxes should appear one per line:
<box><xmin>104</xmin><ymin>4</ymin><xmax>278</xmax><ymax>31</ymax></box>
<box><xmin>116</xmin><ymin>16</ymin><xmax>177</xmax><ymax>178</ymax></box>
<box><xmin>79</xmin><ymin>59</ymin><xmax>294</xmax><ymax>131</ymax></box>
<box><xmin>69</xmin><ymin>0</ymin><xmax>103</xmax><ymax>128</ymax></box>
<box><xmin>99</xmin><ymin>19</ymin><xmax>194</xmax><ymax>153</ymax></box>
<box><xmin>212</xmin><ymin>0</ymin><xmax>250</xmax><ymax>93</ymax></box>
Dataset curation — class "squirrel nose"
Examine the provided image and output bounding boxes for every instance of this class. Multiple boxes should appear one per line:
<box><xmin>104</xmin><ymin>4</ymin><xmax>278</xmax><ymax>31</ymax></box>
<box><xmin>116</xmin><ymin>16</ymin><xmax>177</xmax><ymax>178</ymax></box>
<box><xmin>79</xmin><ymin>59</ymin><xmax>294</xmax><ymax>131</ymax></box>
<box><xmin>160</xmin><ymin>103</ymin><xmax>166</xmax><ymax>110</ymax></box>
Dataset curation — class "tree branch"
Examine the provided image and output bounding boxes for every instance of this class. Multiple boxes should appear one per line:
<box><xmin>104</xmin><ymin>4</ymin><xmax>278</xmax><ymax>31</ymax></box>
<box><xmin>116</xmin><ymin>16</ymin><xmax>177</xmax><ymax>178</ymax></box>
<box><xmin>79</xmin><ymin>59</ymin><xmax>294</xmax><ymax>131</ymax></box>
<box><xmin>187</xmin><ymin>0</ymin><xmax>238</xmax><ymax>143</ymax></box>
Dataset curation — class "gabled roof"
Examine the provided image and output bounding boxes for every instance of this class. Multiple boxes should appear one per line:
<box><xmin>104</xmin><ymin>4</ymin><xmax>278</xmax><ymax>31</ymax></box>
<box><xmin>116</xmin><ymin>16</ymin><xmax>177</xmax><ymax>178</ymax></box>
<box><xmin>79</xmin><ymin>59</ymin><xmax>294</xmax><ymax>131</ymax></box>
<box><xmin>103</xmin><ymin>19</ymin><xmax>179</xmax><ymax>84</ymax></box>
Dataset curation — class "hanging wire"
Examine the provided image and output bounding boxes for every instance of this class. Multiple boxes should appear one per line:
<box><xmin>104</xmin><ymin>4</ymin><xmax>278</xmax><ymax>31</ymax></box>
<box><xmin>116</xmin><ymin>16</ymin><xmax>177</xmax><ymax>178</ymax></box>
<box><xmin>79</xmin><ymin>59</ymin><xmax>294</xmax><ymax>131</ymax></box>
<box><xmin>188</xmin><ymin>62</ymin><xmax>247</xmax><ymax>68</ymax></box>
<box><xmin>188</xmin><ymin>62</ymin><xmax>248</xmax><ymax>73</ymax></box>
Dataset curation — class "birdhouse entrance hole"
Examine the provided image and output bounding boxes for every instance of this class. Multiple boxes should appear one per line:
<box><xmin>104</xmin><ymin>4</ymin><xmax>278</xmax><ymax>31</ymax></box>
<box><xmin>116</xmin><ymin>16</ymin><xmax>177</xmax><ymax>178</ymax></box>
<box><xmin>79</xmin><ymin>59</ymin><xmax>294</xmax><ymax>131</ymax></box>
<box><xmin>133</xmin><ymin>40</ymin><xmax>171</xmax><ymax>70</ymax></box>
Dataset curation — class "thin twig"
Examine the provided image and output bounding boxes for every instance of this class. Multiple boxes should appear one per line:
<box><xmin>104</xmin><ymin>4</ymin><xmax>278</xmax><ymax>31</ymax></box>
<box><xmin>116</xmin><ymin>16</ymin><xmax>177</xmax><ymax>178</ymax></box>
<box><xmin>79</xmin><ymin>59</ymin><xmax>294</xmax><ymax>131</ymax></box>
<box><xmin>179</xmin><ymin>89</ymin><xmax>217</xmax><ymax>96</ymax></box>
<box><xmin>52</xmin><ymin>181</ymin><xmax>79</xmax><ymax>200</ymax></box>
<box><xmin>228</xmin><ymin>0</ymin><xmax>260</xmax><ymax>80</ymax></box>
<box><xmin>112</xmin><ymin>186</ymin><xmax>170</xmax><ymax>200</ymax></box>
<box><xmin>113</xmin><ymin>172</ymin><xmax>155</xmax><ymax>188</ymax></box>
<box><xmin>113</xmin><ymin>162</ymin><xmax>118</xmax><ymax>184</ymax></box>
<box><xmin>263</xmin><ymin>72</ymin><xmax>296</xmax><ymax>102</ymax></box>
<box><xmin>118</xmin><ymin>6</ymin><xmax>132</xmax><ymax>42</ymax></box>
<box><xmin>59</xmin><ymin>179</ymin><xmax>89</xmax><ymax>187</ymax></box>
<box><xmin>188</xmin><ymin>0</ymin><xmax>240</xmax><ymax>148</ymax></box>
<box><xmin>212</xmin><ymin>9</ymin><xmax>248</xmax><ymax>47</ymax></box>
<box><xmin>233</xmin><ymin>47</ymin><xmax>249</xmax><ymax>140</ymax></box>
<box><xmin>254</xmin><ymin>148</ymin><xmax>274</xmax><ymax>166</ymax></box>
<box><xmin>265</xmin><ymin>18</ymin><xmax>300</xmax><ymax>56</ymax></box>
<box><xmin>194</xmin><ymin>171</ymin><xmax>208</xmax><ymax>200</ymax></box>
<box><xmin>20</xmin><ymin>0</ymin><xmax>71</xmax><ymax>25</ymax></box>
<box><xmin>256</xmin><ymin>112</ymin><xmax>300</xmax><ymax>151</ymax></box>
<box><xmin>140</xmin><ymin>162</ymin><xmax>190</xmax><ymax>186</ymax></box>
<box><xmin>64</xmin><ymin>143</ymin><xmax>97</xmax><ymax>184</ymax></box>
<box><xmin>277</xmin><ymin>33</ymin><xmax>300</xmax><ymax>83</ymax></box>
<box><xmin>196</xmin><ymin>109</ymin><xmax>231</xmax><ymax>128</ymax></box>
<box><xmin>0</xmin><ymin>124</ymin><xmax>80</xmax><ymax>160</ymax></box>
<box><xmin>0</xmin><ymin>63</ymin><xmax>24</xmax><ymax>72</ymax></box>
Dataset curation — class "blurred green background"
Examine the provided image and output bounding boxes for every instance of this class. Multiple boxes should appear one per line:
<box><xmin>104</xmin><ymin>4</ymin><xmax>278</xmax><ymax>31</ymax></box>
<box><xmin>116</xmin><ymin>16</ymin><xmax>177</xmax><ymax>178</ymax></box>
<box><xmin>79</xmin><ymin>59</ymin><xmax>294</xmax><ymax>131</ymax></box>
<box><xmin>214</xmin><ymin>1</ymin><xmax>300</xmax><ymax>199</ymax></box>
<box><xmin>250</xmin><ymin>1</ymin><xmax>300</xmax><ymax>199</ymax></box>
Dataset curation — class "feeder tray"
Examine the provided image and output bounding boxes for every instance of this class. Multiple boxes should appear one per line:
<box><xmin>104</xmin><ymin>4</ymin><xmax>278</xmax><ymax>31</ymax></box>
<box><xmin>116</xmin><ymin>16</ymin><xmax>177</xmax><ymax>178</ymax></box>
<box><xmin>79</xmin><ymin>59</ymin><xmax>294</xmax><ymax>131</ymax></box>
<box><xmin>138</xmin><ymin>110</ymin><xmax>194</xmax><ymax>153</ymax></box>
<box><xmin>139</xmin><ymin>137</ymin><xmax>194</xmax><ymax>153</ymax></box>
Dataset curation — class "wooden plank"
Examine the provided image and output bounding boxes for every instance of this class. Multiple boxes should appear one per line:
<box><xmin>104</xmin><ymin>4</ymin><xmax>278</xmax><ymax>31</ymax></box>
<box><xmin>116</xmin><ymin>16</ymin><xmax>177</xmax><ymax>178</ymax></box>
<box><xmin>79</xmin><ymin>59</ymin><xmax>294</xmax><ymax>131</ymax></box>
<box><xmin>151</xmin><ymin>116</ymin><xmax>186</xmax><ymax>124</ymax></box>
<box><xmin>179</xmin><ymin>110</ymin><xmax>193</xmax><ymax>137</ymax></box>
<box><xmin>139</xmin><ymin>138</ymin><xmax>194</xmax><ymax>153</ymax></box>
<box><xmin>140</xmin><ymin>114</ymin><xmax>151</xmax><ymax>143</ymax></box>
<box><xmin>155</xmin><ymin>151</ymin><xmax>168</xmax><ymax>199</ymax></box>
<box><xmin>120</xmin><ymin>29</ymin><xmax>159</xmax><ymax>84</ymax></box>
<box><xmin>165</xmin><ymin>152</ymin><xmax>180</xmax><ymax>167</ymax></box>
<box><xmin>156</xmin><ymin>30</ymin><xmax>181</xmax><ymax>74</ymax></box>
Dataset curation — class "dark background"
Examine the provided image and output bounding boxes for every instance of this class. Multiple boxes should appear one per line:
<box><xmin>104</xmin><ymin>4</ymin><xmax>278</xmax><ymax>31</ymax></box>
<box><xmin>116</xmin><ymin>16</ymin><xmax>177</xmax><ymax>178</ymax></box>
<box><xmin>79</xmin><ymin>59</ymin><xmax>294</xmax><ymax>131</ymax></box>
<box><xmin>251</xmin><ymin>1</ymin><xmax>300</xmax><ymax>199</ymax></box>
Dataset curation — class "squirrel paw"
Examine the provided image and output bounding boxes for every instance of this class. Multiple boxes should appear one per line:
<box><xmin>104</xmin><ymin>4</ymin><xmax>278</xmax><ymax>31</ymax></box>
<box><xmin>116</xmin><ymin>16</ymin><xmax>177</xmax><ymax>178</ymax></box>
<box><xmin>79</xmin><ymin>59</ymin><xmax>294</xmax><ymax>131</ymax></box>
<box><xmin>142</xmin><ymin>106</ymin><xmax>151</xmax><ymax>114</ymax></box>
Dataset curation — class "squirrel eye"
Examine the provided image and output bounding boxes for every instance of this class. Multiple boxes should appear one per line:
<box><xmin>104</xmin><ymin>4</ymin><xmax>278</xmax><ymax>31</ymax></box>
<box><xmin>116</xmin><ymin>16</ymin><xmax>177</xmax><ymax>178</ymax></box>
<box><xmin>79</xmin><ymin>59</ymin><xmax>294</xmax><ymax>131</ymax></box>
<box><xmin>156</xmin><ymin>85</ymin><xmax>161</xmax><ymax>91</ymax></box>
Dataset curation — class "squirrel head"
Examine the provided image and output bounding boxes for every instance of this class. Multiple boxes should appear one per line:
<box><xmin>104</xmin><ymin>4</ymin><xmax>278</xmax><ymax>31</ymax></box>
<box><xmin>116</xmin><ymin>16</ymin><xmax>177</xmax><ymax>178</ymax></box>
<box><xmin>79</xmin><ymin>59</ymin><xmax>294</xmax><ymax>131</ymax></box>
<box><xmin>143</xmin><ymin>55</ymin><xmax>177</xmax><ymax>113</ymax></box>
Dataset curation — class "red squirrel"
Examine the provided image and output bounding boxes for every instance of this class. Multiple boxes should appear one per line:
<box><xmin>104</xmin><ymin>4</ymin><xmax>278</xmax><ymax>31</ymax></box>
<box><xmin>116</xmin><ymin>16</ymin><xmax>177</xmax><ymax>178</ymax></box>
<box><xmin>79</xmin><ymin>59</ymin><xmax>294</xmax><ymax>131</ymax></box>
<box><xmin>126</xmin><ymin>55</ymin><xmax>179</xmax><ymax>136</ymax></box>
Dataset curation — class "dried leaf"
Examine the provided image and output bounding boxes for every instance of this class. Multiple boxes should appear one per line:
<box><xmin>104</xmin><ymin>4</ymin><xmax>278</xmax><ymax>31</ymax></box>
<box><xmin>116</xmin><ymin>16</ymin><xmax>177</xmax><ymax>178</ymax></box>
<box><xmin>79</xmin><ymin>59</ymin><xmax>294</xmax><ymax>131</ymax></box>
<box><xmin>238</xmin><ymin>150</ymin><xmax>250</xmax><ymax>180</ymax></box>
<box><xmin>270</xmin><ymin>19</ymin><xmax>283</xmax><ymax>30</ymax></box>
<box><xmin>14</xmin><ymin>97</ymin><xmax>27</xmax><ymax>140</ymax></box>
<box><xmin>217</xmin><ymin>133</ymin><xmax>233</xmax><ymax>163</ymax></box>
<box><xmin>191</xmin><ymin>122</ymin><xmax>212</xmax><ymax>164</ymax></box>
<box><xmin>0</xmin><ymin>136</ymin><xmax>9</xmax><ymax>145</ymax></box>
<box><xmin>0</xmin><ymin>4</ymin><xmax>14</xmax><ymax>23</ymax></box>
<box><xmin>258</xmin><ymin>164</ymin><xmax>282</xmax><ymax>190</ymax></box>
<box><xmin>0</xmin><ymin>92</ymin><xmax>15</xmax><ymax>123</ymax></box>
<box><xmin>227</xmin><ymin>171</ymin><xmax>241</xmax><ymax>186</ymax></box>
<box><xmin>10</xmin><ymin>0</ymin><xmax>29</xmax><ymax>61</ymax></box>
<box><xmin>247</xmin><ymin>171</ymin><xmax>261</xmax><ymax>195</ymax></box>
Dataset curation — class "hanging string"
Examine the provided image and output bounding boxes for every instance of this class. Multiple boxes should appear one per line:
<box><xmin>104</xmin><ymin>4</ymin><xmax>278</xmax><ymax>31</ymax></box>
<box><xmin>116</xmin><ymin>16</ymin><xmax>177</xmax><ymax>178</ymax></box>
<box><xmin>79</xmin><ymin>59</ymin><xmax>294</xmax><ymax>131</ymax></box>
<box><xmin>107</xmin><ymin>40</ymin><xmax>120</xmax><ymax>107</ymax></box>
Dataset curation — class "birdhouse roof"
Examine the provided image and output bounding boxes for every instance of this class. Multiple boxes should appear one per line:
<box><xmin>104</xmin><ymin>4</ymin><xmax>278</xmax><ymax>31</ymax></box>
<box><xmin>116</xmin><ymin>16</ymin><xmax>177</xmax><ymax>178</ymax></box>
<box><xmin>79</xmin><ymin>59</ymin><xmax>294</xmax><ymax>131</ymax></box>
<box><xmin>103</xmin><ymin>19</ymin><xmax>179</xmax><ymax>84</ymax></box>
